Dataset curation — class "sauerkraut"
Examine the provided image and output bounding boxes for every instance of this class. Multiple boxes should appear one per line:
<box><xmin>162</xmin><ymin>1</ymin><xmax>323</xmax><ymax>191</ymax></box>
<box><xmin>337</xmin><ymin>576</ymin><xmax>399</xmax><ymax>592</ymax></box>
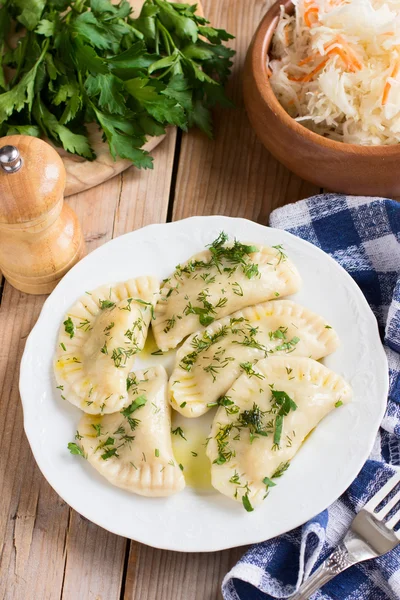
<box><xmin>269</xmin><ymin>0</ymin><xmax>400</xmax><ymax>144</ymax></box>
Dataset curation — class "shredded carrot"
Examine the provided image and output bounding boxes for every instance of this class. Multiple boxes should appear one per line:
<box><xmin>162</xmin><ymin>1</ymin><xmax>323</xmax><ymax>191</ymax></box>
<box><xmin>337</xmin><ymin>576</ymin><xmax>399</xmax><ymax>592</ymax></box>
<box><xmin>304</xmin><ymin>6</ymin><xmax>319</xmax><ymax>27</ymax></box>
<box><xmin>382</xmin><ymin>63</ymin><xmax>400</xmax><ymax>104</ymax></box>
<box><xmin>289</xmin><ymin>56</ymin><xmax>330</xmax><ymax>82</ymax></box>
<box><xmin>284</xmin><ymin>23</ymin><xmax>290</xmax><ymax>47</ymax></box>
<box><xmin>298</xmin><ymin>55</ymin><xmax>316</xmax><ymax>66</ymax></box>
<box><xmin>287</xmin><ymin>99</ymin><xmax>295</xmax><ymax>106</ymax></box>
<box><xmin>334</xmin><ymin>35</ymin><xmax>363</xmax><ymax>70</ymax></box>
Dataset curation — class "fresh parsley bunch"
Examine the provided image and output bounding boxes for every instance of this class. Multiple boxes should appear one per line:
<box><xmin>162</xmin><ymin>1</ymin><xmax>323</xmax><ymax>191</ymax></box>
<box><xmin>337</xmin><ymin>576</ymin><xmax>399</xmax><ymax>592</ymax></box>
<box><xmin>0</xmin><ymin>0</ymin><xmax>235</xmax><ymax>168</ymax></box>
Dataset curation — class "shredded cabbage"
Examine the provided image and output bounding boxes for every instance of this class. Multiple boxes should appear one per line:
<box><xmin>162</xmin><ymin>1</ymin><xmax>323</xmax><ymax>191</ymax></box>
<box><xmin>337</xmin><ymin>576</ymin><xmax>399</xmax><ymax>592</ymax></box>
<box><xmin>269</xmin><ymin>0</ymin><xmax>400</xmax><ymax>144</ymax></box>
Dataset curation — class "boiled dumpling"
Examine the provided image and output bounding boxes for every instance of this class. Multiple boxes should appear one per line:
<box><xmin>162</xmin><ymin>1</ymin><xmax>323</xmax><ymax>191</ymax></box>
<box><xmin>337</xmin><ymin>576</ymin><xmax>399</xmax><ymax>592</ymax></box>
<box><xmin>206</xmin><ymin>356</ymin><xmax>352</xmax><ymax>510</ymax></box>
<box><xmin>55</xmin><ymin>276</ymin><xmax>159</xmax><ymax>414</ymax></box>
<box><xmin>170</xmin><ymin>300</ymin><xmax>339</xmax><ymax>417</ymax></box>
<box><xmin>77</xmin><ymin>366</ymin><xmax>185</xmax><ymax>497</ymax></box>
<box><xmin>153</xmin><ymin>233</ymin><xmax>301</xmax><ymax>351</ymax></box>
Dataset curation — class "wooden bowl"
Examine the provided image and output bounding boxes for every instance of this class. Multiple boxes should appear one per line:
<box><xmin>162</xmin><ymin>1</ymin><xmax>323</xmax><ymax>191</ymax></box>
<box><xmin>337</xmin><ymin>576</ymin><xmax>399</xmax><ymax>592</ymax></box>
<box><xmin>243</xmin><ymin>0</ymin><xmax>400</xmax><ymax>196</ymax></box>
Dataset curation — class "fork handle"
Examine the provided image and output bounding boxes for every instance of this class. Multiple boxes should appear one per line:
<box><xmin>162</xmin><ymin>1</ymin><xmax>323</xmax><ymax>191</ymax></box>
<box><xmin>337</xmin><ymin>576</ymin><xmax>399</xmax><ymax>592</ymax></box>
<box><xmin>290</xmin><ymin>543</ymin><xmax>358</xmax><ymax>599</ymax></box>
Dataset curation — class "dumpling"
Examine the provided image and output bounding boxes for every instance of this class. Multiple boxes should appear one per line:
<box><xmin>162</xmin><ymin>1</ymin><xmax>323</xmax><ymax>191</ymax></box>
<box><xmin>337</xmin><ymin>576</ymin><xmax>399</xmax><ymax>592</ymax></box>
<box><xmin>55</xmin><ymin>276</ymin><xmax>159</xmax><ymax>414</ymax></box>
<box><xmin>206</xmin><ymin>356</ymin><xmax>352</xmax><ymax>510</ymax></box>
<box><xmin>76</xmin><ymin>366</ymin><xmax>185</xmax><ymax>497</ymax></box>
<box><xmin>170</xmin><ymin>300</ymin><xmax>339</xmax><ymax>418</ymax></box>
<box><xmin>153</xmin><ymin>233</ymin><xmax>301</xmax><ymax>351</ymax></box>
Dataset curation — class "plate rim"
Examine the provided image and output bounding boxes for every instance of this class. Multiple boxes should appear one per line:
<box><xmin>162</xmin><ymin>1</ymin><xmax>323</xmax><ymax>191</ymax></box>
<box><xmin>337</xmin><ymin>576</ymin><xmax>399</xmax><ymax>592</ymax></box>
<box><xmin>19</xmin><ymin>215</ymin><xmax>389</xmax><ymax>552</ymax></box>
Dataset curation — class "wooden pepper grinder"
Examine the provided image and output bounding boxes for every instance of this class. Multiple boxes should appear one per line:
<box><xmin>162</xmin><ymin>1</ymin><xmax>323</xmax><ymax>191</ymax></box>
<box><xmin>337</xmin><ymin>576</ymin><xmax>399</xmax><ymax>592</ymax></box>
<box><xmin>0</xmin><ymin>135</ymin><xmax>86</xmax><ymax>294</ymax></box>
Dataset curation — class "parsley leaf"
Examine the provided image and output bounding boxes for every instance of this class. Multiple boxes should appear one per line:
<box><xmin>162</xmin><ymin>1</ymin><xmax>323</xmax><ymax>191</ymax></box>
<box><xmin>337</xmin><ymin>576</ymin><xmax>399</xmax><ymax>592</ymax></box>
<box><xmin>0</xmin><ymin>0</ymin><xmax>234</xmax><ymax>165</ymax></box>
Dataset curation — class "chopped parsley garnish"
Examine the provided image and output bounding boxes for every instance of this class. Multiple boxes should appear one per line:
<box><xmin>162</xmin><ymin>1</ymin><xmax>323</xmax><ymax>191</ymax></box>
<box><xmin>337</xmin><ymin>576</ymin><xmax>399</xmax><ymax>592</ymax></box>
<box><xmin>242</xmin><ymin>493</ymin><xmax>254</xmax><ymax>512</ymax></box>
<box><xmin>75</xmin><ymin>430</ymin><xmax>83</xmax><ymax>440</ymax></box>
<box><xmin>119</xmin><ymin>298</ymin><xmax>133</xmax><ymax>312</ymax></box>
<box><xmin>101</xmin><ymin>447</ymin><xmax>118</xmax><ymax>460</ymax></box>
<box><xmin>121</xmin><ymin>395</ymin><xmax>147</xmax><ymax>430</ymax></box>
<box><xmin>270</xmin><ymin>390</ymin><xmax>297</xmax><ymax>449</ymax></box>
<box><xmin>63</xmin><ymin>317</ymin><xmax>75</xmax><ymax>339</ymax></box>
<box><xmin>269</xmin><ymin>326</ymin><xmax>287</xmax><ymax>340</ymax></box>
<box><xmin>325</xmin><ymin>325</ymin><xmax>332</xmax><ymax>329</ymax></box>
<box><xmin>100</xmin><ymin>341</ymin><xmax>108</xmax><ymax>355</ymax></box>
<box><xmin>207</xmin><ymin>395</ymin><xmax>239</xmax><ymax>415</ymax></box>
<box><xmin>335</xmin><ymin>400</ymin><xmax>343</xmax><ymax>408</ymax></box>
<box><xmin>180</xmin><ymin>402</ymin><xmax>187</xmax><ymax>408</ymax></box>
<box><xmin>99</xmin><ymin>299</ymin><xmax>116</xmax><ymax>310</ymax></box>
<box><xmin>275</xmin><ymin>336</ymin><xmax>300</xmax><ymax>353</ymax></box>
<box><xmin>262</xmin><ymin>476</ymin><xmax>276</xmax><ymax>488</ymax></box>
<box><xmin>68</xmin><ymin>442</ymin><xmax>85</xmax><ymax>457</ymax></box>
<box><xmin>191</xmin><ymin>451</ymin><xmax>198</xmax><ymax>457</ymax></box>
<box><xmin>155</xmin><ymin>448</ymin><xmax>160</xmax><ymax>457</ymax></box>
<box><xmin>179</xmin><ymin>463</ymin><xmax>184</xmax><ymax>471</ymax></box>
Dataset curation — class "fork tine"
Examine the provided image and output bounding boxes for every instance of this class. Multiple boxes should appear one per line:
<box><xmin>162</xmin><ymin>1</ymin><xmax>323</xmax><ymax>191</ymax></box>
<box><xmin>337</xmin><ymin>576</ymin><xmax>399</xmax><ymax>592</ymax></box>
<box><xmin>363</xmin><ymin>470</ymin><xmax>400</xmax><ymax>513</ymax></box>
<box><xmin>375</xmin><ymin>488</ymin><xmax>400</xmax><ymax>521</ymax></box>
<box><xmin>384</xmin><ymin>507</ymin><xmax>400</xmax><ymax>533</ymax></box>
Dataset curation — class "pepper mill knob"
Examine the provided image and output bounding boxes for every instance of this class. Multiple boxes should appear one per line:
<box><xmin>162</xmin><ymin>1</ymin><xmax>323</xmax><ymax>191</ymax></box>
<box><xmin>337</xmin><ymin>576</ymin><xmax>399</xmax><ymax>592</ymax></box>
<box><xmin>0</xmin><ymin>145</ymin><xmax>23</xmax><ymax>173</ymax></box>
<box><xmin>0</xmin><ymin>135</ymin><xmax>86</xmax><ymax>295</ymax></box>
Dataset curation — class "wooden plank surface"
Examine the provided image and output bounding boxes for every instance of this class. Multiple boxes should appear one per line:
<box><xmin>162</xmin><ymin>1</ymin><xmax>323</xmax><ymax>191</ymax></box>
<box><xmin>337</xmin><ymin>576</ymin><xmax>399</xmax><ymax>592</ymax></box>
<box><xmin>0</xmin><ymin>1</ymin><xmax>319</xmax><ymax>599</ymax></box>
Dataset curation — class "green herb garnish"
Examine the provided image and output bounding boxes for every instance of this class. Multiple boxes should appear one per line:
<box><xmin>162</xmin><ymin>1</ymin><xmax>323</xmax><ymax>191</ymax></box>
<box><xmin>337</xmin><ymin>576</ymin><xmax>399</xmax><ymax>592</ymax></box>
<box><xmin>240</xmin><ymin>362</ymin><xmax>265</xmax><ymax>380</ymax></box>
<box><xmin>0</xmin><ymin>1</ymin><xmax>234</xmax><ymax>166</ymax></box>
<box><xmin>63</xmin><ymin>316</ymin><xmax>75</xmax><ymax>338</ymax></box>
<box><xmin>68</xmin><ymin>442</ymin><xmax>85</xmax><ymax>456</ymax></box>
<box><xmin>242</xmin><ymin>493</ymin><xmax>254</xmax><ymax>512</ymax></box>
<box><xmin>171</xmin><ymin>426</ymin><xmax>186</xmax><ymax>440</ymax></box>
<box><xmin>121</xmin><ymin>394</ymin><xmax>147</xmax><ymax>430</ymax></box>
<box><xmin>99</xmin><ymin>299</ymin><xmax>116</xmax><ymax>310</ymax></box>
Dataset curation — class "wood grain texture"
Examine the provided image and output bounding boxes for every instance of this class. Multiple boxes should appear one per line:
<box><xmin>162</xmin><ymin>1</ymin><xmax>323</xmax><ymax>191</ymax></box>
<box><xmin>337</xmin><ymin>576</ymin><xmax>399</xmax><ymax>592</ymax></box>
<box><xmin>61</xmin><ymin>0</ymin><xmax>202</xmax><ymax>197</ymax></box>
<box><xmin>122</xmin><ymin>2</ymin><xmax>318</xmax><ymax>599</ymax></box>
<box><xmin>0</xmin><ymin>1</ymin><xmax>320</xmax><ymax>599</ymax></box>
<box><xmin>124</xmin><ymin>544</ymin><xmax>247</xmax><ymax>600</ymax></box>
<box><xmin>172</xmin><ymin>0</ymin><xmax>318</xmax><ymax>224</ymax></box>
<box><xmin>59</xmin><ymin>122</ymin><xmax>177</xmax><ymax>600</ymax></box>
<box><xmin>0</xmin><ymin>285</ymin><xmax>69</xmax><ymax>600</ymax></box>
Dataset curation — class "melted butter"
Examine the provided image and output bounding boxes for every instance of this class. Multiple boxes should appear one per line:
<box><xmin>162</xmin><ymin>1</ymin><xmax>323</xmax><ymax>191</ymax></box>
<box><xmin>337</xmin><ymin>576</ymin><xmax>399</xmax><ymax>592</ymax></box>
<box><xmin>171</xmin><ymin>413</ymin><xmax>213</xmax><ymax>491</ymax></box>
<box><xmin>139</xmin><ymin>328</ymin><xmax>159</xmax><ymax>359</ymax></box>
<box><xmin>137</xmin><ymin>329</ymin><xmax>213</xmax><ymax>490</ymax></box>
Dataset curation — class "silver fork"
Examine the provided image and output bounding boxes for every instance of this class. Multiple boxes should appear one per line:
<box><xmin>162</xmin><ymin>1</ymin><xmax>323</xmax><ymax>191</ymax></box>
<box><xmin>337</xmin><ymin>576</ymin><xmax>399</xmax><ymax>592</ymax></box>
<box><xmin>291</xmin><ymin>469</ymin><xmax>400</xmax><ymax>600</ymax></box>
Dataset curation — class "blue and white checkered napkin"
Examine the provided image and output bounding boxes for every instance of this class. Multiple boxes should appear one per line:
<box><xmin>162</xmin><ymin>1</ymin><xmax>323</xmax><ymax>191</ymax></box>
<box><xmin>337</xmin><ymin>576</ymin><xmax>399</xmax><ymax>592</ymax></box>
<box><xmin>223</xmin><ymin>194</ymin><xmax>400</xmax><ymax>600</ymax></box>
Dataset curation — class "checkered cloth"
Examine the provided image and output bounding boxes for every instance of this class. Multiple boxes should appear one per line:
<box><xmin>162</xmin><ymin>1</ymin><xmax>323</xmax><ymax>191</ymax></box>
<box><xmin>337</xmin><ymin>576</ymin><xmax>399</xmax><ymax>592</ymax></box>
<box><xmin>222</xmin><ymin>195</ymin><xmax>400</xmax><ymax>600</ymax></box>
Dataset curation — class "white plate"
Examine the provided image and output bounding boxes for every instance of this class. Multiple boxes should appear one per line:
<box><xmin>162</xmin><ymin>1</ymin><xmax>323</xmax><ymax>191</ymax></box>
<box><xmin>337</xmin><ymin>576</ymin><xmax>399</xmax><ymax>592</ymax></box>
<box><xmin>20</xmin><ymin>216</ymin><xmax>388</xmax><ymax>552</ymax></box>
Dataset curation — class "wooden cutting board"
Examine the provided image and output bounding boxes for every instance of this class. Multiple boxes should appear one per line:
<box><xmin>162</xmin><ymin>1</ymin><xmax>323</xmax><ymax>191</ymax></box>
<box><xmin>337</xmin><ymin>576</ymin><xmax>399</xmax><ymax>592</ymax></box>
<box><xmin>62</xmin><ymin>0</ymin><xmax>203</xmax><ymax>196</ymax></box>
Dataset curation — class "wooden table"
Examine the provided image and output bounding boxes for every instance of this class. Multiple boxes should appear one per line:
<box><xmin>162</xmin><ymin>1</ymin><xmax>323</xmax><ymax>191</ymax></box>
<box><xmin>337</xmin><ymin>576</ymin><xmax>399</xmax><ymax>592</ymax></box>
<box><xmin>0</xmin><ymin>1</ymin><xmax>319</xmax><ymax>598</ymax></box>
